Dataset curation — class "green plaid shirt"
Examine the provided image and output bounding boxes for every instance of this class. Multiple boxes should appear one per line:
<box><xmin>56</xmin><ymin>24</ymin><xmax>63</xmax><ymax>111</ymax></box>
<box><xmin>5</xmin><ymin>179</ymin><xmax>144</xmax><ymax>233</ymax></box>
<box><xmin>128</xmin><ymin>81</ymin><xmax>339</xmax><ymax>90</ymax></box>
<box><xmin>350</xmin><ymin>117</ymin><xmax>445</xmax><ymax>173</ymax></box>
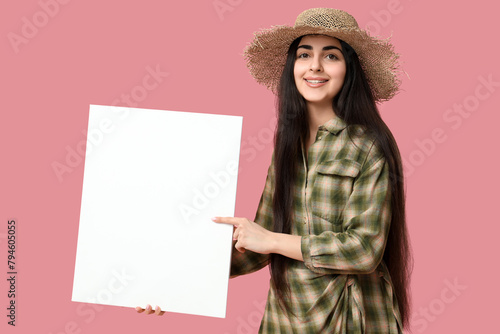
<box><xmin>230</xmin><ymin>115</ymin><xmax>404</xmax><ymax>333</ymax></box>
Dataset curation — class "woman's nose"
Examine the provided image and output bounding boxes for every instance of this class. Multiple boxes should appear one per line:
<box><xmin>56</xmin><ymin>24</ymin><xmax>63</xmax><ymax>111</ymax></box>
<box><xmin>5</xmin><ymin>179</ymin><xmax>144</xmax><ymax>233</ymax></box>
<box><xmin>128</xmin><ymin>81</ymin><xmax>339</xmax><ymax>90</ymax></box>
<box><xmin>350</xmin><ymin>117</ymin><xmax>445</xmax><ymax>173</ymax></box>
<box><xmin>309</xmin><ymin>56</ymin><xmax>322</xmax><ymax>72</ymax></box>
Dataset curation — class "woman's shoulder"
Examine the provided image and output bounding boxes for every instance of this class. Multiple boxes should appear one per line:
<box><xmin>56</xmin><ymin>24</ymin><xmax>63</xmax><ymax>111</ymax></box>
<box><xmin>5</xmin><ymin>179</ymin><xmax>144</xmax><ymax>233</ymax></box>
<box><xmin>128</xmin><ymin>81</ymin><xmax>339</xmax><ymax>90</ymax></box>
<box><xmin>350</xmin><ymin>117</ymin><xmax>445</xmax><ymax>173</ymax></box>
<box><xmin>335</xmin><ymin>124</ymin><xmax>384</xmax><ymax>168</ymax></box>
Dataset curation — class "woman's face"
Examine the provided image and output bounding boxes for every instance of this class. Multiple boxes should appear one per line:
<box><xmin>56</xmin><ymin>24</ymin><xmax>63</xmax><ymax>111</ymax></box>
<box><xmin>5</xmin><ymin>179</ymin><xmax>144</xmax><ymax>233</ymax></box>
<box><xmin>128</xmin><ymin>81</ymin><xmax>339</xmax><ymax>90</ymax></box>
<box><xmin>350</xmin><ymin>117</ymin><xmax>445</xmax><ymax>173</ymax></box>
<box><xmin>293</xmin><ymin>35</ymin><xmax>346</xmax><ymax>109</ymax></box>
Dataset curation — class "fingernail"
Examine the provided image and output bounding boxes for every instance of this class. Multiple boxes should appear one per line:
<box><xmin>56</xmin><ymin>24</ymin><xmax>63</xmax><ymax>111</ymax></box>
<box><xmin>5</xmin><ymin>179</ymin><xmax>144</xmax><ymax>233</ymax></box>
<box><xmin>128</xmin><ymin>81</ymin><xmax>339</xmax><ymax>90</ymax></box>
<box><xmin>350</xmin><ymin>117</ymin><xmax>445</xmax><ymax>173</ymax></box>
<box><xmin>211</xmin><ymin>217</ymin><xmax>217</xmax><ymax>221</ymax></box>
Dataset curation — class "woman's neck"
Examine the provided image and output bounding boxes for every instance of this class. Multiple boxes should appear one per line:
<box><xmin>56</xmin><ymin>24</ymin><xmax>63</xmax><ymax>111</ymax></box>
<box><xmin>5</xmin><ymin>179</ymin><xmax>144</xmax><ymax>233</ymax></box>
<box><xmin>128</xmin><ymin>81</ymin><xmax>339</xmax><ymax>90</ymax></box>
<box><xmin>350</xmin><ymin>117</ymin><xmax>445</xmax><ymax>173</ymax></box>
<box><xmin>306</xmin><ymin>102</ymin><xmax>337</xmax><ymax>132</ymax></box>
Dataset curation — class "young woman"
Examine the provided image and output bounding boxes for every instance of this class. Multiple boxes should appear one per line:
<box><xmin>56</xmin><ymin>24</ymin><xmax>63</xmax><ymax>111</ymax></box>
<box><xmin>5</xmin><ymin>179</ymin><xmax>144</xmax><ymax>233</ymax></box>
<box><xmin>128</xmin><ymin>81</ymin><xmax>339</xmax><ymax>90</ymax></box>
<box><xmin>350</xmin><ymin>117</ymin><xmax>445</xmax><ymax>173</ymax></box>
<box><xmin>137</xmin><ymin>8</ymin><xmax>413</xmax><ymax>333</ymax></box>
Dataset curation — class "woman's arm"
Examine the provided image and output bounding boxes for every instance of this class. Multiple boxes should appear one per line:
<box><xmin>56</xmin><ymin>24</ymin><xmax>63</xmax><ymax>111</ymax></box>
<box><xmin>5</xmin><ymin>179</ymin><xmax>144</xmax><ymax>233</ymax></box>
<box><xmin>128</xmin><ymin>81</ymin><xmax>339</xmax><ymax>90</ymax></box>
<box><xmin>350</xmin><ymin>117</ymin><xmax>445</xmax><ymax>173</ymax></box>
<box><xmin>227</xmin><ymin>154</ymin><xmax>276</xmax><ymax>278</ymax></box>
<box><xmin>300</xmin><ymin>147</ymin><xmax>392</xmax><ymax>274</ymax></box>
<box><xmin>212</xmin><ymin>217</ymin><xmax>303</xmax><ymax>262</ymax></box>
<box><xmin>216</xmin><ymin>143</ymin><xmax>392</xmax><ymax>275</ymax></box>
<box><xmin>271</xmin><ymin>233</ymin><xmax>303</xmax><ymax>261</ymax></box>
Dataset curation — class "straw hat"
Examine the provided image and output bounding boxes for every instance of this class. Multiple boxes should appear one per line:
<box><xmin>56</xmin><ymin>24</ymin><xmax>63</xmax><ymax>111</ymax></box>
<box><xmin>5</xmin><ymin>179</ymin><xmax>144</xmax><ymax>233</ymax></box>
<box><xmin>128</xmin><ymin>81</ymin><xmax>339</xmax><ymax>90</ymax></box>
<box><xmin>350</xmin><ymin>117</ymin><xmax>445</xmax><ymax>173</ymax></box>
<box><xmin>243</xmin><ymin>8</ymin><xmax>402</xmax><ymax>102</ymax></box>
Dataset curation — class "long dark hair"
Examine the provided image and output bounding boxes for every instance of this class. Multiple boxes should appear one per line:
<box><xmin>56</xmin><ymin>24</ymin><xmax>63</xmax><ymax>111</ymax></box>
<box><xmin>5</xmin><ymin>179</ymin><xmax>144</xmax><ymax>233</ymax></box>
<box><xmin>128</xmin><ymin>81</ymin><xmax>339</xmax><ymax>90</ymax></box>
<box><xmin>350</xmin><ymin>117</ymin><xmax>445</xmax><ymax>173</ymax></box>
<box><xmin>270</xmin><ymin>35</ymin><xmax>413</xmax><ymax>330</ymax></box>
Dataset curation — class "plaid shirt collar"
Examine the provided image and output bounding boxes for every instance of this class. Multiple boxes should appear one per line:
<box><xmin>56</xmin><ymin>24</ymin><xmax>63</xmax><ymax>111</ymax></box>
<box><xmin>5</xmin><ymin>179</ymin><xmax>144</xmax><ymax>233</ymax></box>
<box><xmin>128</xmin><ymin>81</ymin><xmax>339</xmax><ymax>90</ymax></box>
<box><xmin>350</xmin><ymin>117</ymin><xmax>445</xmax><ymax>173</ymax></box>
<box><xmin>319</xmin><ymin>114</ymin><xmax>347</xmax><ymax>136</ymax></box>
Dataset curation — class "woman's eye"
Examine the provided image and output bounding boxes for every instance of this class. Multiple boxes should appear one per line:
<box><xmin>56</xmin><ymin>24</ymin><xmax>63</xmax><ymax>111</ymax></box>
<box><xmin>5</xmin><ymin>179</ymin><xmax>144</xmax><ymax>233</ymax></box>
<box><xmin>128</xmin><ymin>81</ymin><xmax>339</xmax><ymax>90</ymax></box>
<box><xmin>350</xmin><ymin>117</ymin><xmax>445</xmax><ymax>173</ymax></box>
<box><xmin>296</xmin><ymin>53</ymin><xmax>339</xmax><ymax>60</ymax></box>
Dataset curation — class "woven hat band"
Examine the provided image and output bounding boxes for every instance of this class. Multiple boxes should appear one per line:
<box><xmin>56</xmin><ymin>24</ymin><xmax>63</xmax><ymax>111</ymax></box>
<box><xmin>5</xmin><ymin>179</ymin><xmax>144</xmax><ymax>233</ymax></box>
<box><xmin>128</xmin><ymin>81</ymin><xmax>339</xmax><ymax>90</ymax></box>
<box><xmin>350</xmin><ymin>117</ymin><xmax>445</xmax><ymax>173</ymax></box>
<box><xmin>294</xmin><ymin>8</ymin><xmax>359</xmax><ymax>30</ymax></box>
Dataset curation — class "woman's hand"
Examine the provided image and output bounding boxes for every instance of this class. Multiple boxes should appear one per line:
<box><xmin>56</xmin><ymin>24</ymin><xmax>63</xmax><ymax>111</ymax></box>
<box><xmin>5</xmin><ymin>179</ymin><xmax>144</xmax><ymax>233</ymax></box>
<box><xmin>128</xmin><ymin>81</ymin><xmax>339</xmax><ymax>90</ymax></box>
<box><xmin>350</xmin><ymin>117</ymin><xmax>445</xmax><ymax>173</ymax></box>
<box><xmin>212</xmin><ymin>216</ymin><xmax>276</xmax><ymax>254</ymax></box>
<box><xmin>135</xmin><ymin>304</ymin><xmax>165</xmax><ymax>316</ymax></box>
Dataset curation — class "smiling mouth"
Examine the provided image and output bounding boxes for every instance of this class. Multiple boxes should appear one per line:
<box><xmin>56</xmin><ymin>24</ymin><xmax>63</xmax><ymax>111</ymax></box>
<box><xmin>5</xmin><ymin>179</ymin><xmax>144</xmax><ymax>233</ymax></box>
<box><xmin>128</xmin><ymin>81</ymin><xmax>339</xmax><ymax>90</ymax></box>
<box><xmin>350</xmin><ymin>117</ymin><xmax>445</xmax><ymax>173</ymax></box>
<box><xmin>305</xmin><ymin>79</ymin><xmax>328</xmax><ymax>83</ymax></box>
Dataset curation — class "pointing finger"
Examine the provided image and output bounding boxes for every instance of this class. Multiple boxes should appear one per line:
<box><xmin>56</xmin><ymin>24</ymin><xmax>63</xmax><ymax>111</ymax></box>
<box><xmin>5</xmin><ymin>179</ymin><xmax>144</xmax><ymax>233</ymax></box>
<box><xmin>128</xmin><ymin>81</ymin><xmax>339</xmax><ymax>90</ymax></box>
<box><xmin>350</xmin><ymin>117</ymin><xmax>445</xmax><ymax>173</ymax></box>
<box><xmin>212</xmin><ymin>217</ymin><xmax>238</xmax><ymax>225</ymax></box>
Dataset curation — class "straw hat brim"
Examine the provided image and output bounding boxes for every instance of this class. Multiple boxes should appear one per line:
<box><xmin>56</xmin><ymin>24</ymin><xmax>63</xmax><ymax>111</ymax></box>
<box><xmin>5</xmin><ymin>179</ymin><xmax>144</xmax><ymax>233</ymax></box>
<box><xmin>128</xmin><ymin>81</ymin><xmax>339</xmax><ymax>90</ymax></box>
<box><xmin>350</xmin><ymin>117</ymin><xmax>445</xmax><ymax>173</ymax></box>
<box><xmin>243</xmin><ymin>25</ymin><xmax>401</xmax><ymax>102</ymax></box>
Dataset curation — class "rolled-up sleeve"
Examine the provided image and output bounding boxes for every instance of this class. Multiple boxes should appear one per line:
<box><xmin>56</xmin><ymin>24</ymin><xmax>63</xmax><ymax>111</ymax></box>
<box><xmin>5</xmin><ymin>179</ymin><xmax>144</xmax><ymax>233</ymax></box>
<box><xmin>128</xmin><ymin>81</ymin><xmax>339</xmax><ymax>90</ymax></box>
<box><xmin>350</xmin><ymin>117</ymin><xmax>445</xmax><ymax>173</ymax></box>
<box><xmin>230</xmin><ymin>153</ymin><xmax>275</xmax><ymax>278</ymax></box>
<box><xmin>301</xmin><ymin>146</ymin><xmax>392</xmax><ymax>275</ymax></box>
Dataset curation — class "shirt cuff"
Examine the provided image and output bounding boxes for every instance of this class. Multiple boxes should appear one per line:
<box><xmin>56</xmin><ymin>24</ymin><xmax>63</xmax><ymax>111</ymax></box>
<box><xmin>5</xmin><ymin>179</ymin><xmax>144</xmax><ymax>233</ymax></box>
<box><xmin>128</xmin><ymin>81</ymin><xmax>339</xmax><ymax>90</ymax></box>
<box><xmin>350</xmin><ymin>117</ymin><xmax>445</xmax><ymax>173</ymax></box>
<box><xmin>301</xmin><ymin>235</ymin><xmax>315</xmax><ymax>271</ymax></box>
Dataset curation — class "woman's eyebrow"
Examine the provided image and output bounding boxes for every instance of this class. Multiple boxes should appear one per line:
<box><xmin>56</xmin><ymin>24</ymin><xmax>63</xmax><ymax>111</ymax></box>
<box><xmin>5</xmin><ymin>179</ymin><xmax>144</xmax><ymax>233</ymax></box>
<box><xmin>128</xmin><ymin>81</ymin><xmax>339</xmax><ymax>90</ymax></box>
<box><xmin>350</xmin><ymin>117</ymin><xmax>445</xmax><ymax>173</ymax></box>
<box><xmin>297</xmin><ymin>45</ymin><xmax>342</xmax><ymax>51</ymax></box>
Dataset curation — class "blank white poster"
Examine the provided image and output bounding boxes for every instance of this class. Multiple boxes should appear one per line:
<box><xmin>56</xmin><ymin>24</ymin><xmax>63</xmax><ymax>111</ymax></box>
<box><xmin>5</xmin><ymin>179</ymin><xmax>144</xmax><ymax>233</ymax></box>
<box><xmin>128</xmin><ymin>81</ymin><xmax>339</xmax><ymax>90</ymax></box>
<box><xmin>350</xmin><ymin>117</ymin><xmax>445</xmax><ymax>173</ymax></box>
<box><xmin>71</xmin><ymin>104</ymin><xmax>242</xmax><ymax>318</ymax></box>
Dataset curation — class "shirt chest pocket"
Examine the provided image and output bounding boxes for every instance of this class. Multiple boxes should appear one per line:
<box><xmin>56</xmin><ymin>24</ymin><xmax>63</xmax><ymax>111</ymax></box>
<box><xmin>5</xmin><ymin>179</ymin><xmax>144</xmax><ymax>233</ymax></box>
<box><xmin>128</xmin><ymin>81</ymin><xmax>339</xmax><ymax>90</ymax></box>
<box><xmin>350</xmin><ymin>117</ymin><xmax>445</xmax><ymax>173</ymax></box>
<box><xmin>310</xmin><ymin>159</ymin><xmax>361</xmax><ymax>225</ymax></box>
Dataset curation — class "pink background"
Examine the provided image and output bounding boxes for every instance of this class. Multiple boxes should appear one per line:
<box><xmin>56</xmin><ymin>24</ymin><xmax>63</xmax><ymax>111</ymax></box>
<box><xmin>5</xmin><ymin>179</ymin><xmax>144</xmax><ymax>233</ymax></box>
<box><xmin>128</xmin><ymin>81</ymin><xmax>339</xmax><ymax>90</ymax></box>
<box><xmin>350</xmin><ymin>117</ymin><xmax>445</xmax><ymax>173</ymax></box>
<box><xmin>1</xmin><ymin>0</ymin><xmax>499</xmax><ymax>333</ymax></box>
